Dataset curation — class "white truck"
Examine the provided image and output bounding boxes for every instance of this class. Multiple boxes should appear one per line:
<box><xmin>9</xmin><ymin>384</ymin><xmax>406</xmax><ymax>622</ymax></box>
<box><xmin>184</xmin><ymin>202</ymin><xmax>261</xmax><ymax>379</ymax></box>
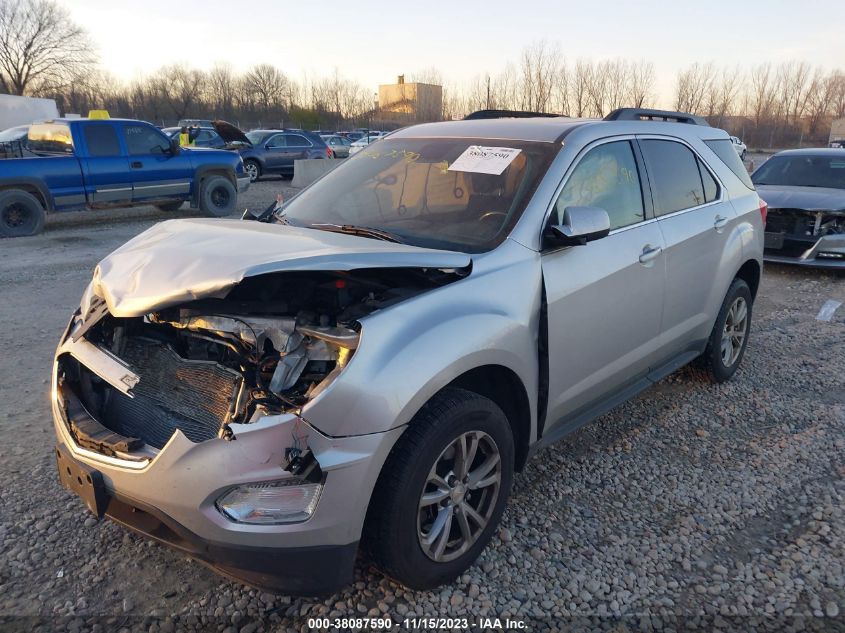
<box><xmin>0</xmin><ymin>94</ymin><xmax>59</xmax><ymax>130</ymax></box>
<box><xmin>830</xmin><ymin>117</ymin><xmax>845</xmax><ymax>148</ymax></box>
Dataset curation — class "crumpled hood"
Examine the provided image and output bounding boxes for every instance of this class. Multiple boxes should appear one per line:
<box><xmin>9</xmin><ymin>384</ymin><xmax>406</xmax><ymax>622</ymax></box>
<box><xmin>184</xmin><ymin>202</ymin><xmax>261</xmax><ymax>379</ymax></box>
<box><xmin>88</xmin><ymin>218</ymin><xmax>471</xmax><ymax>317</ymax></box>
<box><xmin>756</xmin><ymin>185</ymin><xmax>845</xmax><ymax>212</ymax></box>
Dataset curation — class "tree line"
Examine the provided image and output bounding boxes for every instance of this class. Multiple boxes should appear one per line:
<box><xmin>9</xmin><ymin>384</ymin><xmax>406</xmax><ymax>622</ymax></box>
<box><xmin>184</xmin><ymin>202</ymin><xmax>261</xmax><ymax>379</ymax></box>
<box><xmin>1</xmin><ymin>0</ymin><xmax>843</xmax><ymax>147</ymax></box>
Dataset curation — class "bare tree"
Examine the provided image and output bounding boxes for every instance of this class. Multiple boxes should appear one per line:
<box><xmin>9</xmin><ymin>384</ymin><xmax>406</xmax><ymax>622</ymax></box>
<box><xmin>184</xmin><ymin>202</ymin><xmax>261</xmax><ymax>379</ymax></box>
<box><xmin>518</xmin><ymin>40</ymin><xmax>560</xmax><ymax>112</ymax></box>
<box><xmin>570</xmin><ymin>60</ymin><xmax>592</xmax><ymax>117</ymax></box>
<box><xmin>243</xmin><ymin>63</ymin><xmax>290</xmax><ymax>112</ymax></box>
<box><xmin>674</xmin><ymin>62</ymin><xmax>716</xmax><ymax>114</ymax></box>
<box><xmin>626</xmin><ymin>60</ymin><xmax>655</xmax><ymax>109</ymax></box>
<box><xmin>207</xmin><ymin>63</ymin><xmax>237</xmax><ymax>118</ymax></box>
<box><xmin>0</xmin><ymin>0</ymin><xmax>94</xmax><ymax>95</ymax></box>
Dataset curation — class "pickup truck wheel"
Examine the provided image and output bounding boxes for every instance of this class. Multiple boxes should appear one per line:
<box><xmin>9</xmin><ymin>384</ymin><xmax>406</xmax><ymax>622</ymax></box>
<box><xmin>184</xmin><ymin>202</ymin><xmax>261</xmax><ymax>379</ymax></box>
<box><xmin>0</xmin><ymin>190</ymin><xmax>45</xmax><ymax>237</ymax></box>
<box><xmin>155</xmin><ymin>201</ymin><xmax>184</xmax><ymax>212</ymax></box>
<box><xmin>200</xmin><ymin>176</ymin><xmax>237</xmax><ymax>217</ymax></box>
<box><xmin>699</xmin><ymin>278</ymin><xmax>752</xmax><ymax>383</ymax></box>
<box><xmin>244</xmin><ymin>160</ymin><xmax>260</xmax><ymax>182</ymax></box>
<box><xmin>363</xmin><ymin>387</ymin><xmax>514</xmax><ymax>589</ymax></box>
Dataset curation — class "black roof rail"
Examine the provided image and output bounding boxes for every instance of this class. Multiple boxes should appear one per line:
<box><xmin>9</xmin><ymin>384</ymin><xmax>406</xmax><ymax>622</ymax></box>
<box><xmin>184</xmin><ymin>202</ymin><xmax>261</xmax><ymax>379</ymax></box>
<box><xmin>604</xmin><ymin>108</ymin><xmax>709</xmax><ymax>126</ymax></box>
<box><xmin>464</xmin><ymin>109</ymin><xmax>565</xmax><ymax>120</ymax></box>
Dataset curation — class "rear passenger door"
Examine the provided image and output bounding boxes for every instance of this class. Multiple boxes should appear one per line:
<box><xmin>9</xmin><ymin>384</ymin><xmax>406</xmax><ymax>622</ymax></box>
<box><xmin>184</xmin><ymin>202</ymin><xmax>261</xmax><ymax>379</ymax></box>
<box><xmin>284</xmin><ymin>133</ymin><xmax>314</xmax><ymax>166</ymax></box>
<box><xmin>542</xmin><ymin>138</ymin><xmax>666</xmax><ymax>432</ymax></box>
<box><xmin>637</xmin><ymin>137</ymin><xmax>732</xmax><ymax>361</ymax></box>
<box><xmin>79</xmin><ymin>122</ymin><xmax>132</xmax><ymax>207</ymax></box>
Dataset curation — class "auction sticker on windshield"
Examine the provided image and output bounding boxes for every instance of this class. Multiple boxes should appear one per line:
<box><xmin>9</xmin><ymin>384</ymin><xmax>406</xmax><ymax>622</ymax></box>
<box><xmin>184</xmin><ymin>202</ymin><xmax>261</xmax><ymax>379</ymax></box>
<box><xmin>448</xmin><ymin>145</ymin><xmax>521</xmax><ymax>175</ymax></box>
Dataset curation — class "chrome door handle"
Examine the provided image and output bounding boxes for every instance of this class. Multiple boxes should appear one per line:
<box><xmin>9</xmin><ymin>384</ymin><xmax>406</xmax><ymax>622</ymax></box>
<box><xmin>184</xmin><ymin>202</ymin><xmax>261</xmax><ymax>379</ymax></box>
<box><xmin>714</xmin><ymin>215</ymin><xmax>729</xmax><ymax>230</ymax></box>
<box><xmin>639</xmin><ymin>245</ymin><xmax>662</xmax><ymax>264</ymax></box>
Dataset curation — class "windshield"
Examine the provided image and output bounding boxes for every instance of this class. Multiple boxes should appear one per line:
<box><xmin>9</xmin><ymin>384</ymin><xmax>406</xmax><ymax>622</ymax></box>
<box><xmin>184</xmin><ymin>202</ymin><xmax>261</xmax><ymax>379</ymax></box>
<box><xmin>278</xmin><ymin>137</ymin><xmax>558</xmax><ymax>252</ymax></box>
<box><xmin>246</xmin><ymin>131</ymin><xmax>270</xmax><ymax>146</ymax></box>
<box><xmin>752</xmin><ymin>154</ymin><xmax>845</xmax><ymax>189</ymax></box>
<box><xmin>0</xmin><ymin>126</ymin><xmax>27</xmax><ymax>142</ymax></box>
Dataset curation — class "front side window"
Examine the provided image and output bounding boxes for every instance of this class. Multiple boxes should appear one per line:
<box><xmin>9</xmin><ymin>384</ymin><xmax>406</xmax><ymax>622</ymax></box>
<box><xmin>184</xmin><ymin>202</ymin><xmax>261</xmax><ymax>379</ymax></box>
<box><xmin>123</xmin><ymin>124</ymin><xmax>170</xmax><ymax>155</ymax></box>
<box><xmin>266</xmin><ymin>135</ymin><xmax>286</xmax><ymax>148</ymax></box>
<box><xmin>640</xmin><ymin>140</ymin><xmax>707</xmax><ymax>215</ymax></box>
<box><xmin>278</xmin><ymin>137</ymin><xmax>558</xmax><ymax>253</ymax></box>
<box><xmin>83</xmin><ymin>124</ymin><xmax>121</xmax><ymax>157</ymax></box>
<box><xmin>553</xmin><ymin>141</ymin><xmax>645</xmax><ymax>231</ymax></box>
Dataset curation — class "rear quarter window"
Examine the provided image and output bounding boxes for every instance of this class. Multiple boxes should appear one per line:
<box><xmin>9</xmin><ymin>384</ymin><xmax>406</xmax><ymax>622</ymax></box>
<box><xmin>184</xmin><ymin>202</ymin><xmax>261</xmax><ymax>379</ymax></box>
<box><xmin>27</xmin><ymin>123</ymin><xmax>74</xmax><ymax>154</ymax></box>
<box><xmin>83</xmin><ymin>125</ymin><xmax>121</xmax><ymax>157</ymax></box>
<box><xmin>705</xmin><ymin>139</ymin><xmax>754</xmax><ymax>190</ymax></box>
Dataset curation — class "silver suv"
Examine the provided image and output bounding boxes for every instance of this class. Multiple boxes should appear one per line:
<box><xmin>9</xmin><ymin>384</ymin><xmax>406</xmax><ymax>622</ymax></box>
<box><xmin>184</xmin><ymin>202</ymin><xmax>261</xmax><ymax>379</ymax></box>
<box><xmin>52</xmin><ymin>108</ymin><xmax>764</xmax><ymax>594</ymax></box>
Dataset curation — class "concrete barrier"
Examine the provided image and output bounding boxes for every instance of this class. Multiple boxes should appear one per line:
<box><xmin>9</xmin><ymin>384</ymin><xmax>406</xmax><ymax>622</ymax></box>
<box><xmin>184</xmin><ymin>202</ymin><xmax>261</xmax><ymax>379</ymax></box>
<box><xmin>291</xmin><ymin>158</ymin><xmax>344</xmax><ymax>188</ymax></box>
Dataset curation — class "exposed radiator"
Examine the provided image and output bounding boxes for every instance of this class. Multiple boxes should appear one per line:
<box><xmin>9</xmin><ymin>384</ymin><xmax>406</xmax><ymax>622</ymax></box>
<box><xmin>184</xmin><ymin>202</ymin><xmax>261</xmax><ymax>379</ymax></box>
<box><xmin>100</xmin><ymin>337</ymin><xmax>243</xmax><ymax>449</ymax></box>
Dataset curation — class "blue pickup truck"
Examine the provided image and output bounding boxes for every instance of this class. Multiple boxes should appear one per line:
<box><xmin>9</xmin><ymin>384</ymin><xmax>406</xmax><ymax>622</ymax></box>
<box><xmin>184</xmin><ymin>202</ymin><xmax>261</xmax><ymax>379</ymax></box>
<box><xmin>0</xmin><ymin>118</ymin><xmax>250</xmax><ymax>237</ymax></box>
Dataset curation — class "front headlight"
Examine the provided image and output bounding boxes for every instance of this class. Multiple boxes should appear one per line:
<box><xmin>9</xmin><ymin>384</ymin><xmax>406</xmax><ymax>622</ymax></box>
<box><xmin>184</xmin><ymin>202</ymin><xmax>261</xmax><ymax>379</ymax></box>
<box><xmin>215</xmin><ymin>479</ymin><xmax>322</xmax><ymax>524</ymax></box>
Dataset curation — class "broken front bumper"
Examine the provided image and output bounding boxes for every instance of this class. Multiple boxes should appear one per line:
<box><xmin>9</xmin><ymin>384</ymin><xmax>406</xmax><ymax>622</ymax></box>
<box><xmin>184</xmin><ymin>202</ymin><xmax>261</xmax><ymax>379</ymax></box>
<box><xmin>764</xmin><ymin>232</ymin><xmax>845</xmax><ymax>268</ymax></box>
<box><xmin>51</xmin><ymin>350</ymin><xmax>404</xmax><ymax>594</ymax></box>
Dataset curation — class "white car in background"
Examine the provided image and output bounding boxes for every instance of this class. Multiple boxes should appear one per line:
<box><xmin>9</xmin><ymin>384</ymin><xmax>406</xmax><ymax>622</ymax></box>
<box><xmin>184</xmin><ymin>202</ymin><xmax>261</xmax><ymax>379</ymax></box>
<box><xmin>731</xmin><ymin>136</ymin><xmax>747</xmax><ymax>160</ymax></box>
<box><xmin>349</xmin><ymin>132</ymin><xmax>387</xmax><ymax>155</ymax></box>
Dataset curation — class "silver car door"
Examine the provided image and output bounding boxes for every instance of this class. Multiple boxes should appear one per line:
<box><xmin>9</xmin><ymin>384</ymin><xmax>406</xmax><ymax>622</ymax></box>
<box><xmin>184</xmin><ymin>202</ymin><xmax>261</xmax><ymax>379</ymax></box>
<box><xmin>637</xmin><ymin>137</ymin><xmax>735</xmax><ymax>359</ymax></box>
<box><xmin>541</xmin><ymin>138</ymin><xmax>666</xmax><ymax>433</ymax></box>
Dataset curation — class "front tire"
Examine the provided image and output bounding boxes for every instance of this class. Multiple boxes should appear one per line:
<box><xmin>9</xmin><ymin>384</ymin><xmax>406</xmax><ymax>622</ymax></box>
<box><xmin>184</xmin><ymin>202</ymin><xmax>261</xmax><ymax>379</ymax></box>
<box><xmin>199</xmin><ymin>176</ymin><xmax>237</xmax><ymax>217</ymax></box>
<box><xmin>699</xmin><ymin>278</ymin><xmax>752</xmax><ymax>382</ymax></box>
<box><xmin>0</xmin><ymin>189</ymin><xmax>45</xmax><ymax>237</ymax></box>
<box><xmin>244</xmin><ymin>159</ymin><xmax>260</xmax><ymax>182</ymax></box>
<box><xmin>364</xmin><ymin>388</ymin><xmax>514</xmax><ymax>589</ymax></box>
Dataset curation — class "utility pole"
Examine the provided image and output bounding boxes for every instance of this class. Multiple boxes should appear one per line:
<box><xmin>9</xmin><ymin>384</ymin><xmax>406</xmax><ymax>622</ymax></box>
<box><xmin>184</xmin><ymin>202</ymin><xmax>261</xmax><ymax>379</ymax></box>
<box><xmin>486</xmin><ymin>74</ymin><xmax>491</xmax><ymax>110</ymax></box>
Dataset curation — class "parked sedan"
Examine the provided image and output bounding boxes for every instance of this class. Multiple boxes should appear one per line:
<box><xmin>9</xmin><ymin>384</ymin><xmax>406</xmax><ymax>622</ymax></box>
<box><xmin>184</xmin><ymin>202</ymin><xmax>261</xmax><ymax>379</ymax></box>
<box><xmin>753</xmin><ymin>148</ymin><xmax>845</xmax><ymax>267</ymax></box>
<box><xmin>321</xmin><ymin>134</ymin><xmax>352</xmax><ymax>158</ymax></box>
<box><xmin>348</xmin><ymin>133</ymin><xmax>386</xmax><ymax>156</ymax></box>
<box><xmin>240</xmin><ymin>130</ymin><xmax>331</xmax><ymax>181</ymax></box>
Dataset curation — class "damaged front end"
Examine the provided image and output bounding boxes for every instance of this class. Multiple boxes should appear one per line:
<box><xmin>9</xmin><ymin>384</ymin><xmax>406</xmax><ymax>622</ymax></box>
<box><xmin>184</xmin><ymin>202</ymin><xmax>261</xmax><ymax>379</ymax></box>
<box><xmin>55</xmin><ymin>267</ymin><xmax>459</xmax><ymax>457</ymax></box>
<box><xmin>764</xmin><ymin>208</ymin><xmax>845</xmax><ymax>265</ymax></box>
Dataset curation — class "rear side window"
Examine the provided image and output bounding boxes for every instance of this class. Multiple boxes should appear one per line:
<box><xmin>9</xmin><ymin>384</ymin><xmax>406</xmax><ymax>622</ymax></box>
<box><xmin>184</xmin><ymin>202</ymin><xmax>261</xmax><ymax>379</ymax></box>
<box><xmin>705</xmin><ymin>139</ymin><xmax>754</xmax><ymax>190</ymax></box>
<box><xmin>640</xmin><ymin>140</ymin><xmax>708</xmax><ymax>215</ymax></box>
<box><xmin>27</xmin><ymin>123</ymin><xmax>73</xmax><ymax>154</ymax></box>
<box><xmin>122</xmin><ymin>124</ymin><xmax>170</xmax><ymax>155</ymax></box>
<box><xmin>286</xmin><ymin>134</ymin><xmax>312</xmax><ymax>147</ymax></box>
<box><xmin>83</xmin><ymin>125</ymin><xmax>121</xmax><ymax>157</ymax></box>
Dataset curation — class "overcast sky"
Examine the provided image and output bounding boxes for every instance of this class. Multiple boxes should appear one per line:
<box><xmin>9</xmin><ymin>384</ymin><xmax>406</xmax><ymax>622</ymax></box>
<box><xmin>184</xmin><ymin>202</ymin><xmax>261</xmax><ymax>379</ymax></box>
<box><xmin>64</xmin><ymin>0</ymin><xmax>845</xmax><ymax>106</ymax></box>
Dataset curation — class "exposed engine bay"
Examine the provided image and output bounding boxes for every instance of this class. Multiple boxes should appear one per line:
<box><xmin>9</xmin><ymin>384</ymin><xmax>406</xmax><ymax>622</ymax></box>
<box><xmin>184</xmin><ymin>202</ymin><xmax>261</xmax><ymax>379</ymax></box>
<box><xmin>765</xmin><ymin>208</ymin><xmax>845</xmax><ymax>257</ymax></box>
<box><xmin>57</xmin><ymin>267</ymin><xmax>462</xmax><ymax>451</ymax></box>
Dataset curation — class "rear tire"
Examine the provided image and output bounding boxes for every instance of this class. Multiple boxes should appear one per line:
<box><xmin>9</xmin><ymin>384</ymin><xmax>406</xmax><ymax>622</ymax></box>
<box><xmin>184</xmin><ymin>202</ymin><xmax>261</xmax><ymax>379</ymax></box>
<box><xmin>699</xmin><ymin>278</ymin><xmax>752</xmax><ymax>383</ymax></box>
<box><xmin>0</xmin><ymin>189</ymin><xmax>45</xmax><ymax>237</ymax></box>
<box><xmin>199</xmin><ymin>176</ymin><xmax>237</xmax><ymax>217</ymax></box>
<box><xmin>155</xmin><ymin>201</ymin><xmax>184</xmax><ymax>212</ymax></box>
<box><xmin>363</xmin><ymin>387</ymin><xmax>514</xmax><ymax>590</ymax></box>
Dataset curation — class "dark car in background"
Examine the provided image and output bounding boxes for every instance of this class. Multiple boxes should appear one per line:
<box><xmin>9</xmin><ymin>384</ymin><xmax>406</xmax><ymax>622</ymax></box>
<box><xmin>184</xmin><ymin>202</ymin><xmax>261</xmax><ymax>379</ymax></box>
<box><xmin>239</xmin><ymin>129</ymin><xmax>330</xmax><ymax>181</ymax></box>
<box><xmin>753</xmin><ymin>148</ymin><xmax>845</xmax><ymax>267</ymax></box>
<box><xmin>162</xmin><ymin>126</ymin><xmax>226</xmax><ymax>149</ymax></box>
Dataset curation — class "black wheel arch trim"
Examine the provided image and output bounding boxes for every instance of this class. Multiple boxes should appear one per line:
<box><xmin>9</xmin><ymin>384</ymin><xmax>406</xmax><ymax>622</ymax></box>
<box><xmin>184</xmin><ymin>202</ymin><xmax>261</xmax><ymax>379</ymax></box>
<box><xmin>0</xmin><ymin>177</ymin><xmax>55</xmax><ymax>211</ymax></box>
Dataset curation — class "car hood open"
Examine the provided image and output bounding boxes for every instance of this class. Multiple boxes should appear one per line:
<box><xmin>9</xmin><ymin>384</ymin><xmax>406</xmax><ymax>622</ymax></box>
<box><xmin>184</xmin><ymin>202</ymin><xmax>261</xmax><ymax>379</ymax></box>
<box><xmin>212</xmin><ymin>120</ymin><xmax>251</xmax><ymax>145</ymax></box>
<box><xmin>88</xmin><ymin>218</ymin><xmax>471</xmax><ymax>317</ymax></box>
<box><xmin>756</xmin><ymin>185</ymin><xmax>845</xmax><ymax>212</ymax></box>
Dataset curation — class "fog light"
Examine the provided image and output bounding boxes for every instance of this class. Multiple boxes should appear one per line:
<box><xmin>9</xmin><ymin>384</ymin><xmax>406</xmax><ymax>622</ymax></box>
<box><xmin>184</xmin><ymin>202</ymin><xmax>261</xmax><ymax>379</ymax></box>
<box><xmin>216</xmin><ymin>479</ymin><xmax>322</xmax><ymax>524</ymax></box>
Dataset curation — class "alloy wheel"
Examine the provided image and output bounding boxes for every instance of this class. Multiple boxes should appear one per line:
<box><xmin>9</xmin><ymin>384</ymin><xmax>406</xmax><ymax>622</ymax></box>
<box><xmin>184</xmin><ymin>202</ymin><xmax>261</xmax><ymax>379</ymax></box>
<box><xmin>417</xmin><ymin>430</ymin><xmax>502</xmax><ymax>563</ymax></box>
<box><xmin>721</xmin><ymin>296</ymin><xmax>748</xmax><ymax>367</ymax></box>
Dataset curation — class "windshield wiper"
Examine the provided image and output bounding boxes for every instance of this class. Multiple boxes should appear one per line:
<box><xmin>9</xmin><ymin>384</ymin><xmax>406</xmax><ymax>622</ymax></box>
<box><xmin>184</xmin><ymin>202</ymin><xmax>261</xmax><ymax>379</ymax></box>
<box><xmin>308</xmin><ymin>223</ymin><xmax>404</xmax><ymax>243</ymax></box>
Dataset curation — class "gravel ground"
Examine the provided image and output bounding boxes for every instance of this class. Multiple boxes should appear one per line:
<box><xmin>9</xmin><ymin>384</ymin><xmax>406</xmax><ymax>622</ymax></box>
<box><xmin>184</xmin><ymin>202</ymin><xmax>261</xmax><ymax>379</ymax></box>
<box><xmin>0</xmin><ymin>183</ymin><xmax>843</xmax><ymax>632</ymax></box>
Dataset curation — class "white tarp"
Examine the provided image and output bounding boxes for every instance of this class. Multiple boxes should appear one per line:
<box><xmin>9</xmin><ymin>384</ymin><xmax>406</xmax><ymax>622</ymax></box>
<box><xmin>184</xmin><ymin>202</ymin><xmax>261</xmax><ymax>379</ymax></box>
<box><xmin>0</xmin><ymin>94</ymin><xmax>59</xmax><ymax>130</ymax></box>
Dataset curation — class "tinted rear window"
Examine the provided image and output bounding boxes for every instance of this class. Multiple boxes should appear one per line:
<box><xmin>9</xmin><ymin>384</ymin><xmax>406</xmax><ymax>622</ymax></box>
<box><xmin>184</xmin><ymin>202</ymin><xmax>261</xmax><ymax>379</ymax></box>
<box><xmin>706</xmin><ymin>139</ymin><xmax>754</xmax><ymax>190</ymax></box>
<box><xmin>640</xmin><ymin>139</ymin><xmax>707</xmax><ymax>215</ymax></box>
<box><xmin>83</xmin><ymin>125</ymin><xmax>121</xmax><ymax>157</ymax></box>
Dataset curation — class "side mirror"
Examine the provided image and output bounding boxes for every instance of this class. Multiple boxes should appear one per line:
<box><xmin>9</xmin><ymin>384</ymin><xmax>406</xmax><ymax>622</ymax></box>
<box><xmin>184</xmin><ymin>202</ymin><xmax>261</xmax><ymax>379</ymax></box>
<box><xmin>545</xmin><ymin>206</ymin><xmax>611</xmax><ymax>247</ymax></box>
<box><xmin>169</xmin><ymin>138</ymin><xmax>181</xmax><ymax>155</ymax></box>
